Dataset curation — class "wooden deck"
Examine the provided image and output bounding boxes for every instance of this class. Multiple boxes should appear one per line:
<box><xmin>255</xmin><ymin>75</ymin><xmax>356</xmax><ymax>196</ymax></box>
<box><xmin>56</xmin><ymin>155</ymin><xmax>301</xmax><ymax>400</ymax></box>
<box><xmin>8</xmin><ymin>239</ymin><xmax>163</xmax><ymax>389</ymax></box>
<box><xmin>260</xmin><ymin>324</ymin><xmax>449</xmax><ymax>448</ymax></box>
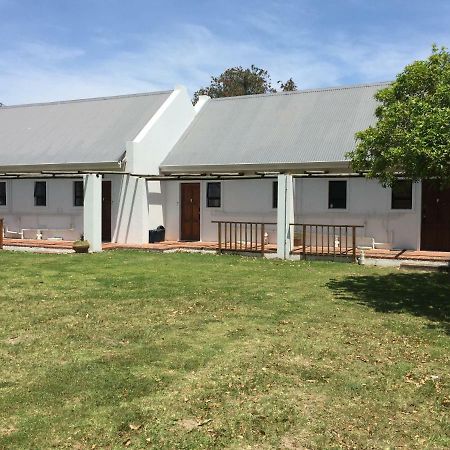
<box><xmin>2</xmin><ymin>238</ymin><xmax>450</xmax><ymax>263</ymax></box>
<box><xmin>291</xmin><ymin>245</ymin><xmax>450</xmax><ymax>262</ymax></box>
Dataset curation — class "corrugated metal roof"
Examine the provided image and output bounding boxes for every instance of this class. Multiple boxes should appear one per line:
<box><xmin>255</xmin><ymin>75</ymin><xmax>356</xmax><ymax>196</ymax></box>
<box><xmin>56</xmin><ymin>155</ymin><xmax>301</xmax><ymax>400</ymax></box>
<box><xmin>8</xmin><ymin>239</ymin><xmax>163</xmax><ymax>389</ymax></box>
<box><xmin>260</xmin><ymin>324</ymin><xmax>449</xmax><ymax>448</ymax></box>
<box><xmin>161</xmin><ymin>82</ymin><xmax>389</xmax><ymax>172</ymax></box>
<box><xmin>0</xmin><ymin>91</ymin><xmax>172</xmax><ymax>168</ymax></box>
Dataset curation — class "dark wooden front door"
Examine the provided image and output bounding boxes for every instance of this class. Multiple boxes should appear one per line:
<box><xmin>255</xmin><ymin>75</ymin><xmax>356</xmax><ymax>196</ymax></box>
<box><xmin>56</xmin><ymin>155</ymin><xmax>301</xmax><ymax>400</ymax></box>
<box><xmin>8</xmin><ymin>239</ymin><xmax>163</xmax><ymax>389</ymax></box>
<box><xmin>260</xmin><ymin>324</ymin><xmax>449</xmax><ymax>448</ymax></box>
<box><xmin>180</xmin><ymin>183</ymin><xmax>200</xmax><ymax>241</ymax></box>
<box><xmin>421</xmin><ymin>181</ymin><xmax>450</xmax><ymax>251</ymax></box>
<box><xmin>102</xmin><ymin>181</ymin><xmax>112</xmax><ymax>242</ymax></box>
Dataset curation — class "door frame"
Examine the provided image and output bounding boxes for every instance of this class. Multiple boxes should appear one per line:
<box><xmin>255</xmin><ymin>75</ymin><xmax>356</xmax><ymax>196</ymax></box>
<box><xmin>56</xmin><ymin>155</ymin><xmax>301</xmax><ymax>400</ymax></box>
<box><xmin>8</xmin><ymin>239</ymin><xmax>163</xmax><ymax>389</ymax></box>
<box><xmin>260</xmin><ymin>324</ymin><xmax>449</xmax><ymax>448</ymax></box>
<box><xmin>179</xmin><ymin>182</ymin><xmax>201</xmax><ymax>241</ymax></box>
<box><xmin>101</xmin><ymin>180</ymin><xmax>112</xmax><ymax>242</ymax></box>
<box><xmin>420</xmin><ymin>180</ymin><xmax>450</xmax><ymax>251</ymax></box>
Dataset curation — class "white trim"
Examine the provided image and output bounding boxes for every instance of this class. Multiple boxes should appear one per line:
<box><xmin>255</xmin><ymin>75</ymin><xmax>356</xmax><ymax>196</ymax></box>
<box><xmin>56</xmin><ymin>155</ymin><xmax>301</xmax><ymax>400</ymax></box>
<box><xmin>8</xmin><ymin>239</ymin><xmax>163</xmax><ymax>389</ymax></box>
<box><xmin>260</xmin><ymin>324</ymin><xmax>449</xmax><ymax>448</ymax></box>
<box><xmin>132</xmin><ymin>86</ymin><xmax>186</xmax><ymax>144</ymax></box>
<box><xmin>72</xmin><ymin>180</ymin><xmax>84</xmax><ymax>208</ymax></box>
<box><xmin>327</xmin><ymin>179</ymin><xmax>348</xmax><ymax>211</ymax></box>
<box><xmin>389</xmin><ymin>180</ymin><xmax>416</xmax><ymax>212</ymax></box>
<box><xmin>194</xmin><ymin>95</ymin><xmax>210</xmax><ymax>114</ymax></box>
<box><xmin>0</xmin><ymin>180</ymin><xmax>7</xmax><ymax>208</ymax></box>
<box><xmin>33</xmin><ymin>180</ymin><xmax>48</xmax><ymax>208</ymax></box>
<box><xmin>205</xmin><ymin>181</ymin><xmax>222</xmax><ymax>209</ymax></box>
<box><xmin>272</xmin><ymin>180</ymin><xmax>278</xmax><ymax>209</ymax></box>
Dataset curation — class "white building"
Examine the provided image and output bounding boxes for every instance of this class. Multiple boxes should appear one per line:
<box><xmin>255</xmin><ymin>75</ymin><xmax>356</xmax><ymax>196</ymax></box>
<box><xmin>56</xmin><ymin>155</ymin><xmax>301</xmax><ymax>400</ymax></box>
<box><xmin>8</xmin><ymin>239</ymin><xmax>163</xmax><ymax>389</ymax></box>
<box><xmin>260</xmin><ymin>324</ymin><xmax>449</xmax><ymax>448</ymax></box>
<box><xmin>1</xmin><ymin>82</ymin><xmax>449</xmax><ymax>253</ymax></box>
<box><xmin>0</xmin><ymin>86</ymin><xmax>195</xmax><ymax>250</ymax></box>
<box><xmin>160</xmin><ymin>83</ymin><xmax>449</xmax><ymax>253</ymax></box>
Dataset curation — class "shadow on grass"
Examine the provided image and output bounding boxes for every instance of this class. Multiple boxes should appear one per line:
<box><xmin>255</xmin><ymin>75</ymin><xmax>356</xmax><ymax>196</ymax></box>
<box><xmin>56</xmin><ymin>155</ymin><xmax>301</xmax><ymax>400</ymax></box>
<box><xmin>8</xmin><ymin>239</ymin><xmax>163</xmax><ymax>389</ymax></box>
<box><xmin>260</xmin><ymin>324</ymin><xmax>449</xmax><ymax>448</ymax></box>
<box><xmin>327</xmin><ymin>272</ymin><xmax>450</xmax><ymax>334</ymax></box>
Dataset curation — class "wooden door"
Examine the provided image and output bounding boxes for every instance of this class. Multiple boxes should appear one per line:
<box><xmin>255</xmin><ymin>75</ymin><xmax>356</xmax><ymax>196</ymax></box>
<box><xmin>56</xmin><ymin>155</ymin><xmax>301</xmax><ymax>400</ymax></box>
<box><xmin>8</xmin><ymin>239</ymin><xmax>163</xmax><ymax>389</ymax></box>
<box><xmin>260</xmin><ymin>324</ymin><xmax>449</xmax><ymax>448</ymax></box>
<box><xmin>421</xmin><ymin>181</ymin><xmax>450</xmax><ymax>251</ymax></box>
<box><xmin>102</xmin><ymin>181</ymin><xmax>112</xmax><ymax>242</ymax></box>
<box><xmin>180</xmin><ymin>183</ymin><xmax>200</xmax><ymax>241</ymax></box>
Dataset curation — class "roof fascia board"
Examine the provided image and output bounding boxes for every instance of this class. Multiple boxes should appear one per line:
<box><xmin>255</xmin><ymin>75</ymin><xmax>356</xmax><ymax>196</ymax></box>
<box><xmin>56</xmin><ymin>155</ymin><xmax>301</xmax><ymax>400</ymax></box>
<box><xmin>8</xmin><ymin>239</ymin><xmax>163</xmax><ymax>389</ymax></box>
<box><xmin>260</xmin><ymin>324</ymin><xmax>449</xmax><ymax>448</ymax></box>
<box><xmin>160</xmin><ymin>161</ymin><xmax>350</xmax><ymax>174</ymax></box>
<box><xmin>0</xmin><ymin>161</ymin><xmax>122</xmax><ymax>173</ymax></box>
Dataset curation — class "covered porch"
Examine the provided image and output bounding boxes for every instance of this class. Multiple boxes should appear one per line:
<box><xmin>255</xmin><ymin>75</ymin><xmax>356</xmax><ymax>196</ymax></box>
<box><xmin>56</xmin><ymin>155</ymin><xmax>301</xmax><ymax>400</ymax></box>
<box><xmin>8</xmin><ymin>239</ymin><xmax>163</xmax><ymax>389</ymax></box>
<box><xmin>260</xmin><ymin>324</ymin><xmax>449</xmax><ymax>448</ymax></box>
<box><xmin>0</xmin><ymin>172</ymin><xmax>110</xmax><ymax>252</ymax></box>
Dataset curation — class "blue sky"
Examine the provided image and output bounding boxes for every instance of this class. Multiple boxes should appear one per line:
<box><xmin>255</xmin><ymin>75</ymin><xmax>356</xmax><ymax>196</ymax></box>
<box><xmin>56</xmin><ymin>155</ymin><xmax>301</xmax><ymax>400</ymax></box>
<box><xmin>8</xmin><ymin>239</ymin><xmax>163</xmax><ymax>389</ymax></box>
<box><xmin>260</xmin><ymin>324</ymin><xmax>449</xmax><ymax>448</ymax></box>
<box><xmin>0</xmin><ymin>0</ymin><xmax>449</xmax><ymax>104</ymax></box>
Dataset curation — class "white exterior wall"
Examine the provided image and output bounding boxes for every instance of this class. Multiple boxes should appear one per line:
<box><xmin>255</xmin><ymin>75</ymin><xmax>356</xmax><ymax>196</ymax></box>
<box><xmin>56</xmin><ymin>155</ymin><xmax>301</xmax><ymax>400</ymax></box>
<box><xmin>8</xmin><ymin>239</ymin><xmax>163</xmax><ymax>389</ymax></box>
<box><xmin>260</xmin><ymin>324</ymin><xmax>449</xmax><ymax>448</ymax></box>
<box><xmin>162</xmin><ymin>178</ymin><xmax>422</xmax><ymax>250</ymax></box>
<box><xmin>163</xmin><ymin>179</ymin><xmax>279</xmax><ymax>243</ymax></box>
<box><xmin>0</xmin><ymin>176</ymin><xmax>422</xmax><ymax>249</ymax></box>
<box><xmin>295</xmin><ymin>178</ymin><xmax>421</xmax><ymax>250</ymax></box>
<box><xmin>0</xmin><ymin>178</ymin><xmax>83</xmax><ymax>236</ymax></box>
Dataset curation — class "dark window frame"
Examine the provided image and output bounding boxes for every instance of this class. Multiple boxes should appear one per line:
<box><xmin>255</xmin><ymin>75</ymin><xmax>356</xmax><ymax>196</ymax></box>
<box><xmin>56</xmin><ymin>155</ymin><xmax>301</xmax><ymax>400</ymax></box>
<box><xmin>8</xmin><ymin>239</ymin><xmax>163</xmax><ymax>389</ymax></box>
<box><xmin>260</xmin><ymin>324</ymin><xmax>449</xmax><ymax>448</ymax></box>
<box><xmin>34</xmin><ymin>181</ymin><xmax>47</xmax><ymax>206</ymax></box>
<box><xmin>0</xmin><ymin>181</ymin><xmax>6</xmax><ymax>206</ymax></box>
<box><xmin>73</xmin><ymin>180</ymin><xmax>84</xmax><ymax>207</ymax></box>
<box><xmin>206</xmin><ymin>182</ymin><xmax>221</xmax><ymax>208</ymax></box>
<box><xmin>272</xmin><ymin>181</ymin><xmax>278</xmax><ymax>209</ymax></box>
<box><xmin>391</xmin><ymin>180</ymin><xmax>413</xmax><ymax>210</ymax></box>
<box><xmin>328</xmin><ymin>180</ymin><xmax>347</xmax><ymax>209</ymax></box>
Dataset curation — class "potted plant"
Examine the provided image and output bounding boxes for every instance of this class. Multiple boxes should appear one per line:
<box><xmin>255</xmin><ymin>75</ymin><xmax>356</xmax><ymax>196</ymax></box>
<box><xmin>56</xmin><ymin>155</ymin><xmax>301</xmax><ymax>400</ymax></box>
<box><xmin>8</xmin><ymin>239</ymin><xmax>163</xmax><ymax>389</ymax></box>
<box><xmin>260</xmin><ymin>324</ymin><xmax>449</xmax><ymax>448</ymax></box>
<box><xmin>73</xmin><ymin>236</ymin><xmax>90</xmax><ymax>253</ymax></box>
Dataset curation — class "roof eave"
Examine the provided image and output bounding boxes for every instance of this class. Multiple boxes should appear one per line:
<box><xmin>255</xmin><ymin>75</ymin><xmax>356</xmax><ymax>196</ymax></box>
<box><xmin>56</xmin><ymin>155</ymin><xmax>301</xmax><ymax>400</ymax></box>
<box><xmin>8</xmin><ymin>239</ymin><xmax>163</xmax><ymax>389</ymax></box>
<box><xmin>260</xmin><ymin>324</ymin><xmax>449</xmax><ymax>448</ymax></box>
<box><xmin>159</xmin><ymin>160</ymin><xmax>350</xmax><ymax>175</ymax></box>
<box><xmin>0</xmin><ymin>161</ymin><xmax>123</xmax><ymax>173</ymax></box>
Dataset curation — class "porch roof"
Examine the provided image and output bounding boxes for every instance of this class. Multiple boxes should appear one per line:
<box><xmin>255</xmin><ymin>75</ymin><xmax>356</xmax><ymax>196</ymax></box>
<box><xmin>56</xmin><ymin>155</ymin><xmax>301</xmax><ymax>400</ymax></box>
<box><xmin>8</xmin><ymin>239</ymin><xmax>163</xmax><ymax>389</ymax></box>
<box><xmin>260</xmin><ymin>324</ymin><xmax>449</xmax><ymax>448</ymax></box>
<box><xmin>161</xmin><ymin>82</ymin><xmax>389</xmax><ymax>173</ymax></box>
<box><xmin>0</xmin><ymin>91</ymin><xmax>172</xmax><ymax>169</ymax></box>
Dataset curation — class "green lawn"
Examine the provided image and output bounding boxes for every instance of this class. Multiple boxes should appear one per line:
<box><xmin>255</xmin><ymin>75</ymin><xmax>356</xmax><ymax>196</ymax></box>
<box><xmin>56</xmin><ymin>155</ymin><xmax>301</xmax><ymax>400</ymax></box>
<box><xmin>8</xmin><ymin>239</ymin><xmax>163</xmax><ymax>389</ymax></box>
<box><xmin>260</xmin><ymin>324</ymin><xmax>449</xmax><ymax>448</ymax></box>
<box><xmin>0</xmin><ymin>251</ymin><xmax>448</xmax><ymax>449</ymax></box>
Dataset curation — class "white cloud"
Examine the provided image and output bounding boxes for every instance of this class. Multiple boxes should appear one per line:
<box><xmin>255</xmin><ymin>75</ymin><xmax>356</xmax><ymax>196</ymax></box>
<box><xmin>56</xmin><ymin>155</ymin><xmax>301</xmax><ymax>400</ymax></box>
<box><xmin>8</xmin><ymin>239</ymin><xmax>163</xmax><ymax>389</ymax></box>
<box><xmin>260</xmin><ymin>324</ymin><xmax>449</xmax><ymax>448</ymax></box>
<box><xmin>0</xmin><ymin>14</ymin><xmax>448</xmax><ymax>105</ymax></box>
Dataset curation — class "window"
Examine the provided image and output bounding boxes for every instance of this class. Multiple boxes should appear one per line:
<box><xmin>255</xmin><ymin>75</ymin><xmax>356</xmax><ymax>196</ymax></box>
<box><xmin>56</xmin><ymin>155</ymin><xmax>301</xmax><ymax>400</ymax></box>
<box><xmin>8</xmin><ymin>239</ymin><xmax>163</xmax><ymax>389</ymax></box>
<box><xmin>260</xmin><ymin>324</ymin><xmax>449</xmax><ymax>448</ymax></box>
<box><xmin>0</xmin><ymin>182</ymin><xmax>6</xmax><ymax>206</ymax></box>
<box><xmin>206</xmin><ymin>182</ymin><xmax>221</xmax><ymax>207</ymax></box>
<box><xmin>328</xmin><ymin>180</ymin><xmax>347</xmax><ymax>209</ymax></box>
<box><xmin>391</xmin><ymin>180</ymin><xmax>412</xmax><ymax>209</ymax></box>
<box><xmin>73</xmin><ymin>181</ymin><xmax>84</xmax><ymax>206</ymax></box>
<box><xmin>272</xmin><ymin>181</ymin><xmax>278</xmax><ymax>208</ymax></box>
<box><xmin>34</xmin><ymin>181</ymin><xmax>46</xmax><ymax>206</ymax></box>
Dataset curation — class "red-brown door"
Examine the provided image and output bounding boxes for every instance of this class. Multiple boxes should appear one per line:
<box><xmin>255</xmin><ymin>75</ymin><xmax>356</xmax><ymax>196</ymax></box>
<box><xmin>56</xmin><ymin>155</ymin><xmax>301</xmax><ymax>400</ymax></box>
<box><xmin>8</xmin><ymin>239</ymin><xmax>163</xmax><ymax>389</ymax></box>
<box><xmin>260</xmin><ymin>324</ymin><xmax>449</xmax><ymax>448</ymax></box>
<box><xmin>180</xmin><ymin>183</ymin><xmax>200</xmax><ymax>241</ymax></box>
<box><xmin>102</xmin><ymin>181</ymin><xmax>112</xmax><ymax>242</ymax></box>
<box><xmin>421</xmin><ymin>181</ymin><xmax>450</xmax><ymax>251</ymax></box>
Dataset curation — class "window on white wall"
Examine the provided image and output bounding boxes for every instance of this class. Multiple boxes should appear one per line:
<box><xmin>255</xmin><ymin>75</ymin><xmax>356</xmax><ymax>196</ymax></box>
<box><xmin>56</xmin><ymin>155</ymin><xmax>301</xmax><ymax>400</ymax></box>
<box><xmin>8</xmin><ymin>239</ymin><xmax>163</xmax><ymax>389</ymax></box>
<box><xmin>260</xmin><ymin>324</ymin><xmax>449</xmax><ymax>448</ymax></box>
<box><xmin>0</xmin><ymin>182</ymin><xmax>6</xmax><ymax>206</ymax></box>
<box><xmin>34</xmin><ymin>181</ymin><xmax>47</xmax><ymax>206</ymax></box>
<box><xmin>272</xmin><ymin>181</ymin><xmax>278</xmax><ymax>208</ymax></box>
<box><xmin>73</xmin><ymin>181</ymin><xmax>84</xmax><ymax>206</ymax></box>
<box><xmin>391</xmin><ymin>180</ymin><xmax>412</xmax><ymax>209</ymax></box>
<box><xmin>207</xmin><ymin>182</ymin><xmax>221</xmax><ymax>207</ymax></box>
<box><xmin>328</xmin><ymin>180</ymin><xmax>347</xmax><ymax>209</ymax></box>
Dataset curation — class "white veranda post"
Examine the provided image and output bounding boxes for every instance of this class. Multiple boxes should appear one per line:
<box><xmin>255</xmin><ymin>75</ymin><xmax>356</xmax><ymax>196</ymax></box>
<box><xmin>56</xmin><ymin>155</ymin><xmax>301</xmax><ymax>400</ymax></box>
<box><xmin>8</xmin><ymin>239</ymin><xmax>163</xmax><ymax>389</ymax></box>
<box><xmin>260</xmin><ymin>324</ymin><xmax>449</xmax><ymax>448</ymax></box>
<box><xmin>83</xmin><ymin>173</ymin><xmax>102</xmax><ymax>252</ymax></box>
<box><xmin>276</xmin><ymin>174</ymin><xmax>295</xmax><ymax>259</ymax></box>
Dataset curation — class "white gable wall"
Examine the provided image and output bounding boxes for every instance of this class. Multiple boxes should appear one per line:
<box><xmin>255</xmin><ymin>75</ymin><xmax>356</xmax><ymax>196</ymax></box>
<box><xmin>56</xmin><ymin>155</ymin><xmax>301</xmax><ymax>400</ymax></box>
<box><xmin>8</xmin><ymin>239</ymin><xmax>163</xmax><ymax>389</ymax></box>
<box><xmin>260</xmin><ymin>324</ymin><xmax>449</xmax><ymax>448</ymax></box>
<box><xmin>114</xmin><ymin>86</ymin><xmax>196</xmax><ymax>243</ymax></box>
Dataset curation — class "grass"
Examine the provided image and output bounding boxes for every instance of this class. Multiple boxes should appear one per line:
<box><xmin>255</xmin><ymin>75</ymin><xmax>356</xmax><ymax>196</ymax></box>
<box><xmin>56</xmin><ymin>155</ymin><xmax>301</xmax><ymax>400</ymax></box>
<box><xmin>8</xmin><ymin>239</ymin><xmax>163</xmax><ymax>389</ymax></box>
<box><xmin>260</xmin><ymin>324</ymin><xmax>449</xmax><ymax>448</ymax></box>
<box><xmin>0</xmin><ymin>250</ymin><xmax>448</xmax><ymax>449</ymax></box>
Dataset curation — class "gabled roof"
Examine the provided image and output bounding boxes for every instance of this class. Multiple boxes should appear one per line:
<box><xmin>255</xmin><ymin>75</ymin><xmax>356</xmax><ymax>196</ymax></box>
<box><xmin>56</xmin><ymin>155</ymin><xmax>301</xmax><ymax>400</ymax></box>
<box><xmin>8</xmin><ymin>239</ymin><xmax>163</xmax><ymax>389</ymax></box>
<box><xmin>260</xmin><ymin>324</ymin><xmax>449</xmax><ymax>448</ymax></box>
<box><xmin>0</xmin><ymin>90</ymin><xmax>172</xmax><ymax>169</ymax></box>
<box><xmin>161</xmin><ymin>82</ymin><xmax>389</xmax><ymax>172</ymax></box>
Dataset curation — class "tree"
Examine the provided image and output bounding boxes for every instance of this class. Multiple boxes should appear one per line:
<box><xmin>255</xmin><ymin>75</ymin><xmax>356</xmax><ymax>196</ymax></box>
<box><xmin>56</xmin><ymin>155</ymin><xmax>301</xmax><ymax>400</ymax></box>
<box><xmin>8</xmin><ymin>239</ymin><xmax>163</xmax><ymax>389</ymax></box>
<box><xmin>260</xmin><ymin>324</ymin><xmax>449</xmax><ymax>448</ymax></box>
<box><xmin>278</xmin><ymin>77</ymin><xmax>298</xmax><ymax>92</ymax></box>
<box><xmin>348</xmin><ymin>45</ymin><xmax>450</xmax><ymax>187</ymax></box>
<box><xmin>193</xmin><ymin>65</ymin><xmax>297</xmax><ymax>104</ymax></box>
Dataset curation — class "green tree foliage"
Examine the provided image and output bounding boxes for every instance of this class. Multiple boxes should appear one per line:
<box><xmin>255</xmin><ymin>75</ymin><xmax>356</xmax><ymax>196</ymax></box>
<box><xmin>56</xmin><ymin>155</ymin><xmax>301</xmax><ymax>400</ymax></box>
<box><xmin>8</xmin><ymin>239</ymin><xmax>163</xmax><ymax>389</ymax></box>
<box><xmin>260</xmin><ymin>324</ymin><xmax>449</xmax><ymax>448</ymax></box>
<box><xmin>193</xmin><ymin>65</ymin><xmax>297</xmax><ymax>104</ymax></box>
<box><xmin>348</xmin><ymin>45</ymin><xmax>450</xmax><ymax>187</ymax></box>
<box><xmin>278</xmin><ymin>77</ymin><xmax>298</xmax><ymax>91</ymax></box>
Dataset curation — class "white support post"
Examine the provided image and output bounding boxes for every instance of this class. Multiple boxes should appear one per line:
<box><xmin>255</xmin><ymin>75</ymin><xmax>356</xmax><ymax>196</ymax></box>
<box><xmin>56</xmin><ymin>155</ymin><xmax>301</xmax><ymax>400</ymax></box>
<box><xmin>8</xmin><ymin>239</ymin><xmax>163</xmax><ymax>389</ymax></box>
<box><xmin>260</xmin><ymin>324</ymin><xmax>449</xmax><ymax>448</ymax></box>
<box><xmin>83</xmin><ymin>174</ymin><xmax>102</xmax><ymax>252</ymax></box>
<box><xmin>276</xmin><ymin>174</ymin><xmax>295</xmax><ymax>259</ymax></box>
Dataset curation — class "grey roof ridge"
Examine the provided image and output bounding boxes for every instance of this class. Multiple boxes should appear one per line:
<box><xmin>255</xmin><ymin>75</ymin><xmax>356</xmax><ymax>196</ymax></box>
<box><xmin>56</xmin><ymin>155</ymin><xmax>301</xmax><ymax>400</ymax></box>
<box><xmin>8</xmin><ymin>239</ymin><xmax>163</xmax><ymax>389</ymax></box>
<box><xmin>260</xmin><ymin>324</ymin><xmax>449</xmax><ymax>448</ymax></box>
<box><xmin>0</xmin><ymin>90</ymin><xmax>173</xmax><ymax>109</ymax></box>
<box><xmin>209</xmin><ymin>81</ymin><xmax>392</xmax><ymax>102</ymax></box>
